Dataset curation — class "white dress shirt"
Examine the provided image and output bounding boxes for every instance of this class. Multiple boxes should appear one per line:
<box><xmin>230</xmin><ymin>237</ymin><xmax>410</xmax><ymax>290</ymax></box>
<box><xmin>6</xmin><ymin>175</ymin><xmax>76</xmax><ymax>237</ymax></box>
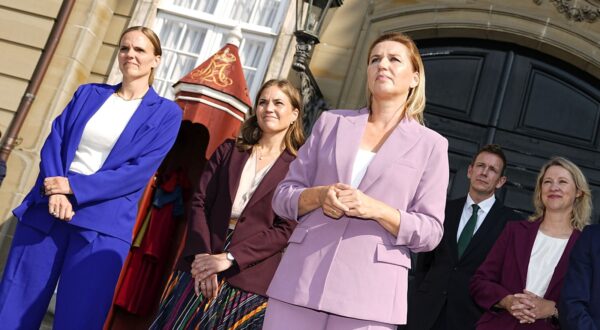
<box><xmin>456</xmin><ymin>194</ymin><xmax>496</xmax><ymax>241</ymax></box>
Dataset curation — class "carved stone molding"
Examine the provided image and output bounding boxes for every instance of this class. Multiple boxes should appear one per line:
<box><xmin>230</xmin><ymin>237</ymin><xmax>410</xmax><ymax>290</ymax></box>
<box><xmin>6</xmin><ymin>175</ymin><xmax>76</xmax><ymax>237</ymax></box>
<box><xmin>534</xmin><ymin>0</ymin><xmax>600</xmax><ymax>22</ymax></box>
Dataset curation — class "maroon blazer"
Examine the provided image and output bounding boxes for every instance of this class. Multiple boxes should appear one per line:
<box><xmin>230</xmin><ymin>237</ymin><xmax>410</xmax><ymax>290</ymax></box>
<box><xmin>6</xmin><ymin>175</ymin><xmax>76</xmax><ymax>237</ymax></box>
<box><xmin>470</xmin><ymin>219</ymin><xmax>581</xmax><ymax>329</ymax></box>
<box><xmin>181</xmin><ymin>140</ymin><xmax>297</xmax><ymax>296</ymax></box>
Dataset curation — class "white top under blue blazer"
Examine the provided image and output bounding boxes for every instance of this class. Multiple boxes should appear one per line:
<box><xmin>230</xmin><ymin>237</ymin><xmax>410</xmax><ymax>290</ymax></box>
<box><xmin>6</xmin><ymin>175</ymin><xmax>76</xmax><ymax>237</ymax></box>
<box><xmin>13</xmin><ymin>83</ymin><xmax>182</xmax><ymax>243</ymax></box>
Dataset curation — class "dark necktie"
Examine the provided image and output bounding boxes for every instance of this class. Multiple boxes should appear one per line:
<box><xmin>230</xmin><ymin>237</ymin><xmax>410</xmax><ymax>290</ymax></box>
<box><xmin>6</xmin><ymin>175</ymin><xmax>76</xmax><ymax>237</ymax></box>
<box><xmin>457</xmin><ymin>204</ymin><xmax>480</xmax><ymax>257</ymax></box>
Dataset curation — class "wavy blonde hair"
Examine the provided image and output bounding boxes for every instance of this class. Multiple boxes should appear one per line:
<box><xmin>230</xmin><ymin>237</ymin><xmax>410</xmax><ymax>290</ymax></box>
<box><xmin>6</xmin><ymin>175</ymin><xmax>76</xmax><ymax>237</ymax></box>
<box><xmin>529</xmin><ymin>157</ymin><xmax>592</xmax><ymax>230</ymax></box>
<box><xmin>365</xmin><ymin>32</ymin><xmax>426</xmax><ymax>124</ymax></box>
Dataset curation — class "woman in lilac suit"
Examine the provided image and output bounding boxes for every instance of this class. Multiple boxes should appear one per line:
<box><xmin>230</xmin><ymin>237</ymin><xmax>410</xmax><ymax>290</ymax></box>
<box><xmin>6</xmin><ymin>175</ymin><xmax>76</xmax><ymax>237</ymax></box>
<box><xmin>263</xmin><ymin>32</ymin><xmax>450</xmax><ymax>329</ymax></box>
<box><xmin>470</xmin><ymin>157</ymin><xmax>592</xmax><ymax>329</ymax></box>
<box><xmin>0</xmin><ymin>26</ymin><xmax>181</xmax><ymax>329</ymax></box>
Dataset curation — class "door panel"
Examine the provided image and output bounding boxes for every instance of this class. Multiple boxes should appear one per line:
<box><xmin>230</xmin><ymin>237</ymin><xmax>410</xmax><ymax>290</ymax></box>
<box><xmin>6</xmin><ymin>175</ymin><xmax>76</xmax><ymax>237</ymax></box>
<box><xmin>499</xmin><ymin>56</ymin><xmax>600</xmax><ymax>147</ymax></box>
<box><xmin>423</xmin><ymin>47</ymin><xmax>507</xmax><ymax>124</ymax></box>
<box><xmin>418</xmin><ymin>39</ymin><xmax>600</xmax><ymax>223</ymax></box>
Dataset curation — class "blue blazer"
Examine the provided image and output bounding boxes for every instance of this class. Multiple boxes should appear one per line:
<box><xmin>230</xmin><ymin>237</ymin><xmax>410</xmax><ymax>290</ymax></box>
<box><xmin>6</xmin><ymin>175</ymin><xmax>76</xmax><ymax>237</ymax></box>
<box><xmin>560</xmin><ymin>224</ymin><xmax>600</xmax><ymax>330</ymax></box>
<box><xmin>13</xmin><ymin>83</ymin><xmax>182</xmax><ymax>243</ymax></box>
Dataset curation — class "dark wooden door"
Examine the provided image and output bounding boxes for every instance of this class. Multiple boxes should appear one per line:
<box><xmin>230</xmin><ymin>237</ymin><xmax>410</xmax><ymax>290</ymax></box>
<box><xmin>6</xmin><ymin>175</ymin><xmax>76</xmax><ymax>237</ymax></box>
<box><xmin>418</xmin><ymin>39</ymin><xmax>600</xmax><ymax>223</ymax></box>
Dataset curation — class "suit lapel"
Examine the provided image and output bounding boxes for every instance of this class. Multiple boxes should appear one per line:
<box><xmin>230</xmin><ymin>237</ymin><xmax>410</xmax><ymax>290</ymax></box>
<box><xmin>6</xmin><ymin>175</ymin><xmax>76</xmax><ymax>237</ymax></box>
<box><xmin>461</xmin><ymin>201</ymin><xmax>503</xmax><ymax>258</ymax></box>
<box><xmin>516</xmin><ymin>220</ymin><xmax>542</xmax><ymax>284</ymax></box>
<box><xmin>335</xmin><ymin>109</ymin><xmax>368</xmax><ymax>184</ymax></box>
<box><xmin>106</xmin><ymin>87</ymin><xmax>160</xmax><ymax>160</ymax></box>
<box><xmin>228</xmin><ymin>147</ymin><xmax>250</xmax><ymax>203</ymax></box>
<box><xmin>65</xmin><ymin>84</ymin><xmax>119</xmax><ymax>168</ymax></box>
<box><xmin>447</xmin><ymin>198</ymin><xmax>466</xmax><ymax>262</ymax></box>
<box><xmin>358</xmin><ymin>117</ymin><xmax>423</xmax><ymax>192</ymax></box>
<box><xmin>244</xmin><ymin>151</ymin><xmax>293</xmax><ymax>210</ymax></box>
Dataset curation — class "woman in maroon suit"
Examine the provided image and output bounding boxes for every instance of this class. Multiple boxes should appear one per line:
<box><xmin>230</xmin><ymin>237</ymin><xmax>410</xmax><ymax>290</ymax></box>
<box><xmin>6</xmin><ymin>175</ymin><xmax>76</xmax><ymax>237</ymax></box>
<box><xmin>150</xmin><ymin>79</ymin><xmax>304</xmax><ymax>329</ymax></box>
<box><xmin>470</xmin><ymin>157</ymin><xmax>592</xmax><ymax>329</ymax></box>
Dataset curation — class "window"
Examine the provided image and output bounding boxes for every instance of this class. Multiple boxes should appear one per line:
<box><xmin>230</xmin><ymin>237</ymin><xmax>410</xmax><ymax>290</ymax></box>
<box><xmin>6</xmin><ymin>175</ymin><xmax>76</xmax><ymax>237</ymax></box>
<box><xmin>153</xmin><ymin>0</ymin><xmax>289</xmax><ymax>100</ymax></box>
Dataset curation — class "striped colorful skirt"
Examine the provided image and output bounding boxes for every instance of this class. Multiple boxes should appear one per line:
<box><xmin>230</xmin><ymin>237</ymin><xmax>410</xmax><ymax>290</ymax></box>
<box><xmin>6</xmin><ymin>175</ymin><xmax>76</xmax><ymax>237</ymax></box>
<box><xmin>150</xmin><ymin>227</ymin><xmax>266</xmax><ymax>330</ymax></box>
<box><xmin>149</xmin><ymin>271</ymin><xmax>267</xmax><ymax>330</ymax></box>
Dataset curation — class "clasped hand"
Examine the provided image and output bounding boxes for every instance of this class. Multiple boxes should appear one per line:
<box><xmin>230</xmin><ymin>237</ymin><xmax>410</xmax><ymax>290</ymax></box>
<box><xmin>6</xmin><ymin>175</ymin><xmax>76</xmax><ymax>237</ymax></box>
<box><xmin>320</xmin><ymin>183</ymin><xmax>380</xmax><ymax>220</ymax></box>
<box><xmin>502</xmin><ymin>290</ymin><xmax>556</xmax><ymax>324</ymax></box>
<box><xmin>190</xmin><ymin>253</ymin><xmax>233</xmax><ymax>299</ymax></box>
<box><xmin>44</xmin><ymin>176</ymin><xmax>72</xmax><ymax>195</ymax></box>
<box><xmin>44</xmin><ymin>177</ymin><xmax>75</xmax><ymax>221</ymax></box>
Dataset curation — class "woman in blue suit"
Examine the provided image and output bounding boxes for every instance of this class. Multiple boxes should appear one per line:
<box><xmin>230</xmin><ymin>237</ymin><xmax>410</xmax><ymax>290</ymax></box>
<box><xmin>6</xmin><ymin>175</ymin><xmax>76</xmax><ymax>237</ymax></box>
<box><xmin>0</xmin><ymin>26</ymin><xmax>181</xmax><ymax>329</ymax></box>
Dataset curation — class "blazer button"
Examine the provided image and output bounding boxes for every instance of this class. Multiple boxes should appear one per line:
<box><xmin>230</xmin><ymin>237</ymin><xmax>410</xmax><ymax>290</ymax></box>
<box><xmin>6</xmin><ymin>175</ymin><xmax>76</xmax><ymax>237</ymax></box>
<box><xmin>453</xmin><ymin>267</ymin><xmax>458</xmax><ymax>271</ymax></box>
<box><xmin>442</xmin><ymin>290</ymin><xmax>447</xmax><ymax>295</ymax></box>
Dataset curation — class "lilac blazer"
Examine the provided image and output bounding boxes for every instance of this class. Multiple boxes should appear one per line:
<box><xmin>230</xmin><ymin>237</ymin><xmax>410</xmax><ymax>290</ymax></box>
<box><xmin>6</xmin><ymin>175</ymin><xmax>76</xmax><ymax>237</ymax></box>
<box><xmin>267</xmin><ymin>108</ymin><xmax>449</xmax><ymax>324</ymax></box>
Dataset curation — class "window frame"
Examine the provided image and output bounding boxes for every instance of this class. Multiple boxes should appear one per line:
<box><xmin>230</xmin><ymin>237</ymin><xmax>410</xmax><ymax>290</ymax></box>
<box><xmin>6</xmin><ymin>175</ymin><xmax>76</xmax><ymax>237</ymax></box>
<box><xmin>153</xmin><ymin>0</ymin><xmax>288</xmax><ymax>98</ymax></box>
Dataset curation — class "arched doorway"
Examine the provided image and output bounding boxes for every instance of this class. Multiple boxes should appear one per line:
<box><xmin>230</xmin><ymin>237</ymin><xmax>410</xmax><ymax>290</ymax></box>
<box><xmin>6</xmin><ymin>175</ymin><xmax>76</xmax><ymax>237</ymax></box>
<box><xmin>419</xmin><ymin>38</ymin><xmax>600</xmax><ymax>222</ymax></box>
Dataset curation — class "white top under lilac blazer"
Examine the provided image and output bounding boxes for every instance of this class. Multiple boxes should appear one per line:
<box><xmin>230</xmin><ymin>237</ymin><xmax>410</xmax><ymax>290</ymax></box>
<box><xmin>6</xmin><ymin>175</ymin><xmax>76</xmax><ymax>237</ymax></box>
<box><xmin>268</xmin><ymin>108</ymin><xmax>450</xmax><ymax>324</ymax></box>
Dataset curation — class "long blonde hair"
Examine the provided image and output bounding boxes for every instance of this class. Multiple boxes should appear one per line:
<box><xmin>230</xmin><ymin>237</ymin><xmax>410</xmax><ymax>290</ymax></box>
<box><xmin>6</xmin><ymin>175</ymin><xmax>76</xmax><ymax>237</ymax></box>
<box><xmin>529</xmin><ymin>157</ymin><xmax>592</xmax><ymax>230</ymax></box>
<box><xmin>366</xmin><ymin>32</ymin><xmax>426</xmax><ymax>124</ymax></box>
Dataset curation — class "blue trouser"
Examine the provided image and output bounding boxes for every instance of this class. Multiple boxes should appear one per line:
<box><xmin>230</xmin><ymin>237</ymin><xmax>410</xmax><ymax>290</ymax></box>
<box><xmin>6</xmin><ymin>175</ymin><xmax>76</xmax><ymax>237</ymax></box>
<box><xmin>0</xmin><ymin>220</ymin><xmax>130</xmax><ymax>330</ymax></box>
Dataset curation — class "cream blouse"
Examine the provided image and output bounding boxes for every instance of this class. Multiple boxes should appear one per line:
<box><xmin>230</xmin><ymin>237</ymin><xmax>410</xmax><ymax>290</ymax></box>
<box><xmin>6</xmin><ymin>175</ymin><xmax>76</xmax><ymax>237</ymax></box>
<box><xmin>230</xmin><ymin>149</ymin><xmax>277</xmax><ymax>222</ymax></box>
<box><xmin>526</xmin><ymin>230</ymin><xmax>569</xmax><ymax>297</ymax></box>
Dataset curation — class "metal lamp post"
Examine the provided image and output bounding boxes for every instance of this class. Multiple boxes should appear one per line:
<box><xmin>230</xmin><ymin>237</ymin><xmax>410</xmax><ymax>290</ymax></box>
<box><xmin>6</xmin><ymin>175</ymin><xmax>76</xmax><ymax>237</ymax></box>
<box><xmin>293</xmin><ymin>0</ymin><xmax>343</xmax><ymax>134</ymax></box>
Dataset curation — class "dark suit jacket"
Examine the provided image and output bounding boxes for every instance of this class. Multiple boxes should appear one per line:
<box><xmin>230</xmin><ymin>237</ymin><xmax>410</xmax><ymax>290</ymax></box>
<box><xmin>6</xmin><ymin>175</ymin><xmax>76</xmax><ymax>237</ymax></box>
<box><xmin>181</xmin><ymin>140</ymin><xmax>297</xmax><ymax>296</ymax></box>
<box><xmin>408</xmin><ymin>197</ymin><xmax>519</xmax><ymax>330</ymax></box>
<box><xmin>560</xmin><ymin>224</ymin><xmax>600</xmax><ymax>330</ymax></box>
<box><xmin>470</xmin><ymin>220</ymin><xmax>581</xmax><ymax>330</ymax></box>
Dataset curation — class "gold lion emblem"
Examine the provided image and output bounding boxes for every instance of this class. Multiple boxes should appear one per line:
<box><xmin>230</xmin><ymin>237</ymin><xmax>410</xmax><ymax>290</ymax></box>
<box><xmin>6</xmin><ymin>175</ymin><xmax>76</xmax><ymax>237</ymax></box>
<box><xmin>192</xmin><ymin>48</ymin><xmax>237</xmax><ymax>87</ymax></box>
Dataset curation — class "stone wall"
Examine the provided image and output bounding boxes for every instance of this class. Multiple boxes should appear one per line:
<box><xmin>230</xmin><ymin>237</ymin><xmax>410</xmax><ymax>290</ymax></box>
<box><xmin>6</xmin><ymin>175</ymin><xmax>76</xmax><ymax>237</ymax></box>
<box><xmin>0</xmin><ymin>0</ymin><xmax>137</xmax><ymax>271</ymax></box>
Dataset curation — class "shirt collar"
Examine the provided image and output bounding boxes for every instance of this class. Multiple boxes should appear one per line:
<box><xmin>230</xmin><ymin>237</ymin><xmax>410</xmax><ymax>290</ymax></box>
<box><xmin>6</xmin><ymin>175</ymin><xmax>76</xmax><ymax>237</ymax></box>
<box><xmin>465</xmin><ymin>194</ymin><xmax>496</xmax><ymax>214</ymax></box>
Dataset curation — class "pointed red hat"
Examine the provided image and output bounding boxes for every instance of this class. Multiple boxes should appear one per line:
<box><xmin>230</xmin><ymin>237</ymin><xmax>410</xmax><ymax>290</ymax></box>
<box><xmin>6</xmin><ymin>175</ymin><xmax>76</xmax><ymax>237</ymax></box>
<box><xmin>173</xmin><ymin>29</ymin><xmax>252</xmax><ymax>158</ymax></box>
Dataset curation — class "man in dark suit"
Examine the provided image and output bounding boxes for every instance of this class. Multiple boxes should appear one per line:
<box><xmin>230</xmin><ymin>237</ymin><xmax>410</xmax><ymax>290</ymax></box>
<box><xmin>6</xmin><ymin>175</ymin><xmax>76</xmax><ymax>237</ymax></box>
<box><xmin>560</xmin><ymin>223</ymin><xmax>600</xmax><ymax>330</ymax></box>
<box><xmin>407</xmin><ymin>144</ymin><xmax>520</xmax><ymax>330</ymax></box>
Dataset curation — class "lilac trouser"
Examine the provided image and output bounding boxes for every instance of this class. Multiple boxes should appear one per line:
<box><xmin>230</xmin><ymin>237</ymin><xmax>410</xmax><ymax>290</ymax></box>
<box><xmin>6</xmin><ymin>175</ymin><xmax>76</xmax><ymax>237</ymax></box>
<box><xmin>263</xmin><ymin>298</ymin><xmax>396</xmax><ymax>330</ymax></box>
